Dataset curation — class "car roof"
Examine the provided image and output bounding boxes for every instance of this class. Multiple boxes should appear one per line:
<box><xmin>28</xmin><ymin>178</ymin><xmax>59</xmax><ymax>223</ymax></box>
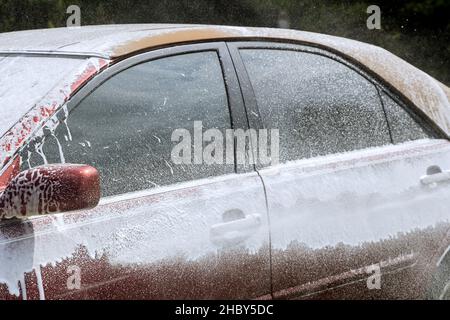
<box><xmin>0</xmin><ymin>24</ymin><xmax>449</xmax><ymax>136</ymax></box>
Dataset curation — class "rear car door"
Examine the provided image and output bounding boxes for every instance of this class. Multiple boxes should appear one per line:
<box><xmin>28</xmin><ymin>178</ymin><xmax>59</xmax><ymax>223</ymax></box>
<box><xmin>0</xmin><ymin>43</ymin><xmax>271</xmax><ymax>299</ymax></box>
<box><xmin>229</xmin><ymin>41</ymin><xmax>450</xmax><ymax>299</ymax></box>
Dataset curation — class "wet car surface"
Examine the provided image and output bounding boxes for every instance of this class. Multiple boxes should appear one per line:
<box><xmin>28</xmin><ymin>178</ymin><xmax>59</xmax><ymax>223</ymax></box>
<box><xmin>0</xmin><ymin>24</ymin><xmax>450</xmax><ymax>300</ymax></box>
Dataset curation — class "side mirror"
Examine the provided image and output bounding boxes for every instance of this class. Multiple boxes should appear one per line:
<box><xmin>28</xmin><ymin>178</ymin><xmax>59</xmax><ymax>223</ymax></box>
<box><xmin>0</xmin><ymin>164</ymin><xmax>100</xmax><ymax>219</ymax></box>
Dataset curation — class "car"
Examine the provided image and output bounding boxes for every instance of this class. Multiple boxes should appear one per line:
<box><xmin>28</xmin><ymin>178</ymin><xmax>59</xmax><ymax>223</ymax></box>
<box><xmin>0</xmin><ymin>24</ymin><xmax>449</xmax><ymax>300</ymax></box>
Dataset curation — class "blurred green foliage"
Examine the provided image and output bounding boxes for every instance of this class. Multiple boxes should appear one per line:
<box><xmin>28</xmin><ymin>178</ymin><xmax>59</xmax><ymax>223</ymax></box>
<box><xmin>0</xmin><ymin>0</ymin><xmax>448</xmax><ymax>84</ymax></box>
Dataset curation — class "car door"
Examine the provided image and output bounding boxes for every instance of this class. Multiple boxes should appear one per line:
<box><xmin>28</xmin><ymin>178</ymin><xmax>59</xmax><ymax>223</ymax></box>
<box><xmin>228</xmin><ymin>41</ymin><xmax>450</xmax><ymax>299</ymax></box>
<box><xmin>0</xmin><ymin>43</ymin><xmax>271</xmax><ymax>300</ymax></box>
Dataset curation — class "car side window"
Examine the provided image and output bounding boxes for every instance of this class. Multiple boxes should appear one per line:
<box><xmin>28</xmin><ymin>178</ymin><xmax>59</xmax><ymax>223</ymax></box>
<box><xmin>22</xmin><ymin>51</ymin><xmax>234</xmax><ymax>197</ymax></box>
<box><xmin>380</xmin><ymin>91</ymin><xmax>432</xmax><ymax>143</ymax></box>
<box><xmin>239</xmin><ymin>49</ymin><xmax>392</xmax><ymax>163</ymax></box>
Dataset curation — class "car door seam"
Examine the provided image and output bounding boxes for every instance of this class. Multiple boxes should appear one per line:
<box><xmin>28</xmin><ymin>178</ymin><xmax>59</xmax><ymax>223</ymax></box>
<box><xmin>255</xmin><ymin>169</ymin><xmax>274</xmax><ymax>299</ymax></box>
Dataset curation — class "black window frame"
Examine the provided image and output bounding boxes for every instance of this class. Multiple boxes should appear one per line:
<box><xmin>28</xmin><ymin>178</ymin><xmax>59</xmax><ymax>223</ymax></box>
<box><xmin>226</xmin><ymin>41</ymin><xmax>444</xmax><ymax>168</ymax></box>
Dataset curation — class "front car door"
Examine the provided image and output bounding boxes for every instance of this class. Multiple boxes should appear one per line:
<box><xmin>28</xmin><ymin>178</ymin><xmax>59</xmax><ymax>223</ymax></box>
<box><xmin>229</xmin><ymin>41</ymin><xmax>450</xmax><ymax>299</ymax></box>
<box><xmin>0</xmin><ymin>43</ymin><xmax>271</xmax><ymax>299</ymax></box>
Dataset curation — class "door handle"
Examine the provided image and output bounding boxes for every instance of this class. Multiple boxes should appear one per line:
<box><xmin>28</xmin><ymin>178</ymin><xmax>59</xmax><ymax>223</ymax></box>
<box><xmin>420</xmin><ymin>165</ymin><xmax>450</xmax><ymax>186</ymax></box>
<box><xmin>210</xmin><ymin>214</ymin><xmax>261</xmax><ymax>246</ymax></box>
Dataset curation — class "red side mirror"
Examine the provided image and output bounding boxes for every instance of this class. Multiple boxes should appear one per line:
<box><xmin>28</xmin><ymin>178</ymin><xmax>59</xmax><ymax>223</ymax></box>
<box><xmin>0</xmin><ymin>164</ymin><xmax>100</xmax><ymax>219</ymax></box>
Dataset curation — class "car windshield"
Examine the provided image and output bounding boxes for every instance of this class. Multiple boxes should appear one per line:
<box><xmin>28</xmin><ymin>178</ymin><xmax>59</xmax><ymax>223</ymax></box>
<box><xmin>0</xmin><ymin>55</ymin><xmax>84</xmax><ymax>137</ymax></box>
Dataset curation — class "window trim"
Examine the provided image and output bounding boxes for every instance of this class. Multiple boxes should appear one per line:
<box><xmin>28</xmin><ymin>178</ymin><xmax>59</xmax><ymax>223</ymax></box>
<box><xmin>226</xmin><ymin>41</ymin><xmax>443</xmax><ymax>168</ymax></box>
